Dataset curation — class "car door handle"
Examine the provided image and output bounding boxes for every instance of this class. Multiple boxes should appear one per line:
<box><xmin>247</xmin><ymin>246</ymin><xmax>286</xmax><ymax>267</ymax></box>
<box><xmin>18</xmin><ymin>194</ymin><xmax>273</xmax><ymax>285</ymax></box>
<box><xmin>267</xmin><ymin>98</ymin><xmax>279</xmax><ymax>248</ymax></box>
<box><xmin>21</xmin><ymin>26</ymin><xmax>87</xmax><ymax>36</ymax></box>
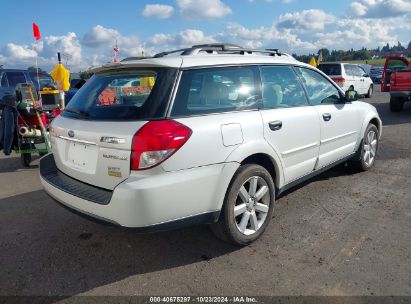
<box><xmin>268</xmin><ymin>120</ymin><xmax>282</xmax><ymax>131</ymax></box>
<box><xmin>322</xmin><ymin>113</ymin><xmax>332</xmax><ymax>121</ymax></box>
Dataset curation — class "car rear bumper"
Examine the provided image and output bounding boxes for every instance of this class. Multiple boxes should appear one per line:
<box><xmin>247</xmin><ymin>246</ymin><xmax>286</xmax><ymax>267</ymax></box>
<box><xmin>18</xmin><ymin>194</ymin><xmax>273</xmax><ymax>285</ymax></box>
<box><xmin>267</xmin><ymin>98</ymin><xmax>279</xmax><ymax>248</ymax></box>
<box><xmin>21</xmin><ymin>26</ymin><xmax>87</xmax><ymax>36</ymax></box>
<box><xmin>390</xmin><ymin>91</ymin><xmax>411</xmax><ymax>101</ymax></box>
<box><xmin>40</xmin><ymin>154</ymin><xmax>238</xmax><ymax>228</ymax></box>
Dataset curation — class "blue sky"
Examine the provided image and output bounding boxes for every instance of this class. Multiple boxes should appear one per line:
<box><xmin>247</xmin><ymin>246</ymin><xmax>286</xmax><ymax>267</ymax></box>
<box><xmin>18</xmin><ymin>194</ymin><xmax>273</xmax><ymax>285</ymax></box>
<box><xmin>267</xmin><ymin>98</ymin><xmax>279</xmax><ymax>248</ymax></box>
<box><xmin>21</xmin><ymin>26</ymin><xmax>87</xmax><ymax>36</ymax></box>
<box><xmin>0</xmin><ymin>0</ymin><xmax>410</xmax><ymax>71</ymax></box>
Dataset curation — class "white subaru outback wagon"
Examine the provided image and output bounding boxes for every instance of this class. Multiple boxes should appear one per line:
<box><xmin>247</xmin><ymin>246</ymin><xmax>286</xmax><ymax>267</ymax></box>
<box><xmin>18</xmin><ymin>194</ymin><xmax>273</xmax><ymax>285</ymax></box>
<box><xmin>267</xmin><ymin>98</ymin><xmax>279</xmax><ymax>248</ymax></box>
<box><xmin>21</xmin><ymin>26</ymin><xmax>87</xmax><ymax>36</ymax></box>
<box><xmin>40</xmin><ymin>44</ymin><xmax>382</xmax><ymax>245</ymax></box>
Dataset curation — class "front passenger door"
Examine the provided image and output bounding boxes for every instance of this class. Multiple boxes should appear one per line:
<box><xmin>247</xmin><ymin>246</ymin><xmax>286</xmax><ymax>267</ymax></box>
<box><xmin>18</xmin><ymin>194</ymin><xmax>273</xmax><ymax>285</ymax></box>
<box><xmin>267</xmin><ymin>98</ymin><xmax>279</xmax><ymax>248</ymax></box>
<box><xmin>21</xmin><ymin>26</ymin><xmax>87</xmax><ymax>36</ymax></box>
<box><xmin>295</xmin><ymin>67</ymin><xmax>361</xmax><ymax>169</ymax></box>
<box><xmin>259</xmin><ymin>65</ymin><xmax>320</xmax><ymax>184</ymax></box>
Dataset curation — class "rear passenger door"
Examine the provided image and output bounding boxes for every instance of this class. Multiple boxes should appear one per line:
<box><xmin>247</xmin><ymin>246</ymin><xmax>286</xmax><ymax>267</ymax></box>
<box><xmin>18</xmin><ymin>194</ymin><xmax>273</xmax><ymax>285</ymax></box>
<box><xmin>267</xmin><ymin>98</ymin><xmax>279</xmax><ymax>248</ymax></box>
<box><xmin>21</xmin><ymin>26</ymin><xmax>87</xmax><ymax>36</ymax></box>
<box><xmin>168</xmin><ymin>66</ymin><xmax>265</xmax><ymax>171</ymax></box>
<box><xmin>355</xmin><ymin>66</ymin><xmax>369</xmax><ymax>94</ymax></box>
<box><xmin>344</xmin><ymin>65</ymin><xmax>361</xmax><ymax>92</ymax></box>
<box><xmin>295</xmin><ymin>67</ymin><xmax>361</xmax><ymax>169</ymax></box>
<box><xmin>259</xmin><ymin>65</ymin><xmax>320</xmax><ymax>184</ymax></box>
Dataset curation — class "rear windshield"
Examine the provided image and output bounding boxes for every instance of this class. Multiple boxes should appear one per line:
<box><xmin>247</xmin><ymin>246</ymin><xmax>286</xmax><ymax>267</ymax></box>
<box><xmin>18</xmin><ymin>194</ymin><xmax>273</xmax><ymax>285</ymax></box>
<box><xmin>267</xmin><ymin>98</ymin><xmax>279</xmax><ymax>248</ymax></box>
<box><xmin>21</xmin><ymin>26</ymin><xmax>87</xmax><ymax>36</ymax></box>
<box><xmin>318</xmin><ymin>64</ymin><xmax>341</xmax><ymax>76</ymax></box>
<box><xmin>63</xmin><ymin>68</ymin><xmax>177</xmax><ymax>120</ymax></box>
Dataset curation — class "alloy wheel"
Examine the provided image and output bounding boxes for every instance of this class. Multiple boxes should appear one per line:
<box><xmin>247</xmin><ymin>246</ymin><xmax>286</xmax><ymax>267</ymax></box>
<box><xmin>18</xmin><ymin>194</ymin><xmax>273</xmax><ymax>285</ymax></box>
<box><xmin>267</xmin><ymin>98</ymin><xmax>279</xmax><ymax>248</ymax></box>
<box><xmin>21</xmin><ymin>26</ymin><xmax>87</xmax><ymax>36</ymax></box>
<box><xmin>234</xmin><ymin>176</ymin><xmax>270</xmax><ymax>235</ymax></box>
<box><xmin>363</xmin><ymin>130</ymin><xmax>377</xmax><ymax>167</ymax></box>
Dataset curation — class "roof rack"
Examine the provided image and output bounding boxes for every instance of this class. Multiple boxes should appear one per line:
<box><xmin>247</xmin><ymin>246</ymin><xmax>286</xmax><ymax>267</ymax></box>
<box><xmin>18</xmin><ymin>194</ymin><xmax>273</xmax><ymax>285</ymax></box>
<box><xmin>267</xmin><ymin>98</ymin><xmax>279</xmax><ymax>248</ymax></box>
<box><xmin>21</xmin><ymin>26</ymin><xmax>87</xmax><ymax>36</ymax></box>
<box><xmin>121</xmin><ymin>56</ymin><xmax>152</xmax><ymax>62</ymax></box>
<box><xmin>153</xmin><ymin>43</ymin><xmax>289</xmax><ymax>58</ymax></box>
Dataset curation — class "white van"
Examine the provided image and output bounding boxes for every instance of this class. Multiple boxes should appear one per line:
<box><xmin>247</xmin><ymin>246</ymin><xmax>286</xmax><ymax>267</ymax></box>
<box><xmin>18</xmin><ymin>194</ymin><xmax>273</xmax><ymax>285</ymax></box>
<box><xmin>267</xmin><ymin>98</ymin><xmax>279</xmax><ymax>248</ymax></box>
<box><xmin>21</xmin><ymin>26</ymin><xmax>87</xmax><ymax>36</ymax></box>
<box><xmin>318</xmin><ymin>63</ymin><xmax>374</xmax><ymax>98</ymax></box>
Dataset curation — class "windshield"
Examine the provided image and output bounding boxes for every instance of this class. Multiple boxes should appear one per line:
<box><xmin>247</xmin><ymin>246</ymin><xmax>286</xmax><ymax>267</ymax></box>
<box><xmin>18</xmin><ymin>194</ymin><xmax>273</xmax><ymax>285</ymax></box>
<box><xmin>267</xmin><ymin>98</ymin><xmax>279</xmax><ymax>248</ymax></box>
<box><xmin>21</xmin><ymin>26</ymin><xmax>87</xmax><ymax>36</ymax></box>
<box><xmin>318</xmin><ymin>64</ymin><xmax>342</xmax><ymax>76</ymax></box>
<box><xmin>63</xmin><ymin>68</ymin><xmax>177</xmax><ymax>120</ymax></box>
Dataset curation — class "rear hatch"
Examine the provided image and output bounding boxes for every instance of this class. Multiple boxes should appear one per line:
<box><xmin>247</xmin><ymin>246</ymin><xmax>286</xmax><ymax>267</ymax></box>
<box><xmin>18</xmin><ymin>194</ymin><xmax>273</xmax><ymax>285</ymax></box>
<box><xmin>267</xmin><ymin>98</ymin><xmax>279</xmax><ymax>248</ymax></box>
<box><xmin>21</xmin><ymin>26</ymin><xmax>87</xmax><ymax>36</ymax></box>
<box><xmin>382</xmin><ymin>56</ymin><xmax>409</xmax><ymax>92</ymax></box>
<box><xmin>50</xmin><ymin>67</ymin><xmax>178</xmax><ymax>190</ymax></box>
<box><xmin>318</xmin><ymin>64</ymin><xmax>344</xmax><ymax>86</ymax></box>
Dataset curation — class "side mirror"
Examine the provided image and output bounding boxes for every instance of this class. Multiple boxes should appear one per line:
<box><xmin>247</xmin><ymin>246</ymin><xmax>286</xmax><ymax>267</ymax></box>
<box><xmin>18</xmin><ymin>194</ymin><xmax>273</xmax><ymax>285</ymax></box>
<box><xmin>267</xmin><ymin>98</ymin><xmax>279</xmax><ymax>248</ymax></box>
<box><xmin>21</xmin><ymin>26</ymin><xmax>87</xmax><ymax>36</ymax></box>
<box><xmin>363</xmin><ymin>74</ymin><xmax>369</xmax><ymax>78</ymax></box>
<box><xmin>345</xmin><ymin>90</ymin><xmax>359</xmax><ymax>102</ymax></box>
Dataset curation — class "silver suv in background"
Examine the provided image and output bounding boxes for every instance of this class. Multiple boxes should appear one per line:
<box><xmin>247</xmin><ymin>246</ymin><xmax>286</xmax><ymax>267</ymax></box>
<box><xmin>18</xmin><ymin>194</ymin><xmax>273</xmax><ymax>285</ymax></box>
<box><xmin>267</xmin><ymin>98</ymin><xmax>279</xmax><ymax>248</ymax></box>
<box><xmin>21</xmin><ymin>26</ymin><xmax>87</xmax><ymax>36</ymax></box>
<box><xmin>40</xmin><ymin>44</ymin><xmax>382</xmax><ymax>245</ymax></box>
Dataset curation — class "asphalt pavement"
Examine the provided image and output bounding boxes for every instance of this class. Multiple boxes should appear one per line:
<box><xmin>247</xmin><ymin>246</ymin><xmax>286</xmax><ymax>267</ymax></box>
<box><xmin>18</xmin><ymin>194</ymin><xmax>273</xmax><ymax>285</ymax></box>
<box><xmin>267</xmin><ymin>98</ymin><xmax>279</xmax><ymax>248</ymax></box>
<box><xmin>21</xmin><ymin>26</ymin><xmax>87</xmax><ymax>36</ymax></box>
<box><xmin>0</xmin><ymin>86</ymin><xmax>410</xmax><ymax>298</ymax></box>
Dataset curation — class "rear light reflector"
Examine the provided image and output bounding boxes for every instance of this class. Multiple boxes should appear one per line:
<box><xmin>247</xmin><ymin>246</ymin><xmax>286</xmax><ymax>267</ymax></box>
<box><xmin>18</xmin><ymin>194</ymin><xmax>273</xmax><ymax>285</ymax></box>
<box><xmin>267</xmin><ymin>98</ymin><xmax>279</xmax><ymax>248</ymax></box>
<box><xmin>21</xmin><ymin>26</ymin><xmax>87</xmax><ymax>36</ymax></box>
<box><xmin>332</xmin><ymin>77</ymin><xmax>345</xmax><ymax>85</ymax></box>
<box><xmin>131</xmin><ymin>120</ymin><xmax>192</xmax><ymax>170</ymax></box>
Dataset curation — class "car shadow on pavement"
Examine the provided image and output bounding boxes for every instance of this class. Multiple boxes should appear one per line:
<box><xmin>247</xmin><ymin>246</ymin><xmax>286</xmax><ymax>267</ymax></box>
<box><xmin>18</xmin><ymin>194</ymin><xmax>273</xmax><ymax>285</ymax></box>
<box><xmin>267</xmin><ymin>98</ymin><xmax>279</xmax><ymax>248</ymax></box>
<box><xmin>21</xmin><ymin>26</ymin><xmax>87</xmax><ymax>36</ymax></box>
<box><xmin>371</xmin><ymin>101</ymin><xmax>411</xmax><ymax>126</ymax></box>
<box><xmin>278</xmin><ymin>163</ymin><xmax>358</xmax><ymax>198</ymax></box>
<box><xmin>0</xmin><ymin>190</ymin><xmax>239</xmax><ymax>299</ymax></box>
<box><xmin>0</xmin><ymin>155</ymin><xmax>39</xmax><ymax>173</ymax></box>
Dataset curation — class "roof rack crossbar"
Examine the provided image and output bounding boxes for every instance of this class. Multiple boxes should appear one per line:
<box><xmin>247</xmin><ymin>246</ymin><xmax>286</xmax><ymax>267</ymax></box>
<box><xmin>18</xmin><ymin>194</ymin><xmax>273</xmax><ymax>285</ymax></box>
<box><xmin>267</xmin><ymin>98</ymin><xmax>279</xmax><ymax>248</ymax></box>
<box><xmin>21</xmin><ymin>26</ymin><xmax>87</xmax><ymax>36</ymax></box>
<box><xmin>182</xmin><ymin>43</ymin><xmax>243</xmax><ymax>55</ymax></box>
<box><xmin>154</xmin><ymin>48</ymin><xmax>189</xmax><ymax>58</ymax></box>
<box><xmin>148</xmin><ymin>44</ymin><xmax>289</xmax><ymax>59</ymax></box>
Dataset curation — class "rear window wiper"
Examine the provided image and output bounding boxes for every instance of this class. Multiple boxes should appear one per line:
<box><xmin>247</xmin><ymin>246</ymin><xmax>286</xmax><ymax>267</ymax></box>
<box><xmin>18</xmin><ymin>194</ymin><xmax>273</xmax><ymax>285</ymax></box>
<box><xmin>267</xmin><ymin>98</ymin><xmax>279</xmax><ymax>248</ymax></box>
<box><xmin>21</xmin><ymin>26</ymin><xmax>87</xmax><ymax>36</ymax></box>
<box><xmin>64</xmin><ymin>108</ymin><xmax>90</xmax><ymax>117</ymax></box>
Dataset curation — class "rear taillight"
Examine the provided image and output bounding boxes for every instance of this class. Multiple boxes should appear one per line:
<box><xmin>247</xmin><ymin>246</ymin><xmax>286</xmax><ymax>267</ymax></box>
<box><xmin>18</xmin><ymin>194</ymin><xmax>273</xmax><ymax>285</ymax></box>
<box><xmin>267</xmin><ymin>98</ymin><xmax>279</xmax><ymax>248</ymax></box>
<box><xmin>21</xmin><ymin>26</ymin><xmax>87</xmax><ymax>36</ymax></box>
<box><xmin>332</xmin><ymin>77</ymin><xmax>346</xmax><ymax>85</ymax></box>
<box><xmin>131</xmin><ymin>120</ymin><xmax>192</xmax><ymax>170</ymax></box>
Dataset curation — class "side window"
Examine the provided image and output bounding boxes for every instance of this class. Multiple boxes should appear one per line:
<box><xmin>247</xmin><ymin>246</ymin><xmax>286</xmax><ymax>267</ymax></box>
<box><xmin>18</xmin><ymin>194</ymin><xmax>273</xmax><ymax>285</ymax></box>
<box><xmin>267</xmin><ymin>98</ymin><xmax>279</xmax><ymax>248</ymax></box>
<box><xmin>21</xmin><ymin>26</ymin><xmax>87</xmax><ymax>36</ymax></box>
<box><xmin>357</xmin><ymin>66</ymin><xmax>366</xmax><ymax>77</ymax></box>
<box><xmin>171</xmin><ymin>66</ymin><xmax>261</xmax><ymax>116</ymax></box>
<box><xmin>344</xmin><ymin>65</ymin><xmax>354</xmax><ymax>76</ymax></box>
<box><xmin>1</xmin><ymin>73</ymin><xmax>8</xmax><ymax>87</ymax></box>
<box><xmin>6</xmin><ymin>72</ymin><xmax>27</xmax><ymax>87</ymax></box>
<box><xmin>260</xmin><ymin>65</ymin><xmax>308</xmax><ymax>108</ymax></box>
<box><xmin>295</xmin><ymin>67</ymin><xmax>342</xmax><ymax>105</ymax></box>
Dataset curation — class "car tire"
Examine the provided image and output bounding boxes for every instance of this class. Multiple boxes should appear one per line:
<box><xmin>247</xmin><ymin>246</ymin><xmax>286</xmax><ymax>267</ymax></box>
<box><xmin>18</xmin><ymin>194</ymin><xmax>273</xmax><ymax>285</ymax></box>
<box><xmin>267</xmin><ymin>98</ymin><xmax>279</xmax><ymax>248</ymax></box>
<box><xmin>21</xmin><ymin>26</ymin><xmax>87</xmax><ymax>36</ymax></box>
<box><xmin>210</xmin><ymin>164</ymin><xmax>275</xmax><ymax>246</ymax></box>
<box><xmin>390</xmin><ymin>97</ymin><xmax>404</xmax><ymax>112</ymax></box>
<box><xmin>365</xmin><ymin>85</ymin><xmax>373</xmax><ymax>98</ymax></box>
<box><xmin>21</xmin><ymin>153</ymin><xmax>31</xmax><ymax>167</ymax></box>
<box><xmin>350</xmin><ymin>124</ymin><xmax>379</xmax><ymax>171</ymax></box>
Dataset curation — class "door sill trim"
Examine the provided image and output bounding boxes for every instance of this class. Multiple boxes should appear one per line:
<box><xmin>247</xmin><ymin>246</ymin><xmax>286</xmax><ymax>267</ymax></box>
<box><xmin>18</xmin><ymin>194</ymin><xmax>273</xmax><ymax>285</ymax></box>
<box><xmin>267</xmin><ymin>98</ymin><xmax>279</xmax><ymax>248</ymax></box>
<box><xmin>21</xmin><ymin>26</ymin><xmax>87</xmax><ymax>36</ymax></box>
<box><xmin>277</xmin><ymin>153</ymin><xmax>355</xmax><ymax>197</ymax></box>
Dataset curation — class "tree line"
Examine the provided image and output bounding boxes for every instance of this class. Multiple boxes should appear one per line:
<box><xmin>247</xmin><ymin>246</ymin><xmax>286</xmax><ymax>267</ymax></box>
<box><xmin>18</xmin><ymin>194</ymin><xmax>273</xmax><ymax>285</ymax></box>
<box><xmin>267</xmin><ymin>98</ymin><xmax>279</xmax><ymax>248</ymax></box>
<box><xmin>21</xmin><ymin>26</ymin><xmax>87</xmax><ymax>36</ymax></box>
<box><xmin>294</xmin><ymin>41</ymin><xmax>411</xmax><ymax>63</ymax></box>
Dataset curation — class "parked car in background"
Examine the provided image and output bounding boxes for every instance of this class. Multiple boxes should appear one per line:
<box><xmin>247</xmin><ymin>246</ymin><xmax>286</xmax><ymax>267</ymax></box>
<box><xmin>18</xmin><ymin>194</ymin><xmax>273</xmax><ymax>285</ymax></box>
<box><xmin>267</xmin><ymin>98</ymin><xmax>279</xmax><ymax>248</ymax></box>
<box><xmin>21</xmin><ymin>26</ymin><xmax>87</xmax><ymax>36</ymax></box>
<box><xmin>370</xmin><ymin>67</ymin><xmax>384</xmax><ymax>84</ymax></box>
<box><xmin>318</xmin><ymin>63</ymin><xmax>374</xmax><ymax>98</ymax></box>
<box><xmin>382</xmin><ymin>56</ymin><xmax>411</xmax><ymax>112</ymax></box>
<box><xmin>65</xmin><ymin>78</ymin><xmax>86</xmax><ymax>103</ymax></box>
<box><xmin>40</xmin><ymin>44</ymin><xmax>382</xmax><ymax>245</ymax></box>
<box><xmin>0</xmin><ymin>69</ymin><xmax>54</xmax><ymax>101</ymax></box>
<box><xmin>29</xmin><ymin>70</ymin><xmax>54</xmax><ymax>90</ymax></box>
<box><xmin>1</xmin><ymin>69</ymin><xmax>34</xmax><ymax>102</ymax></box>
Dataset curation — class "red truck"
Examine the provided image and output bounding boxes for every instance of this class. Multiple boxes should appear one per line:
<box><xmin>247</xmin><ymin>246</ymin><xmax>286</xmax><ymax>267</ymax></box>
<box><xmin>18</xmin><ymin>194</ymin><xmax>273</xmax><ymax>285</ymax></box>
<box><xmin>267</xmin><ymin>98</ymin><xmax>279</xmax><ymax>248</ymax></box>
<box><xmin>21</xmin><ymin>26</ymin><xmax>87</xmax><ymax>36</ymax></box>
<box><xmin>381</xmin><ymin>56</ymin><xmax>411</xmax><ymax>112</ymax></box>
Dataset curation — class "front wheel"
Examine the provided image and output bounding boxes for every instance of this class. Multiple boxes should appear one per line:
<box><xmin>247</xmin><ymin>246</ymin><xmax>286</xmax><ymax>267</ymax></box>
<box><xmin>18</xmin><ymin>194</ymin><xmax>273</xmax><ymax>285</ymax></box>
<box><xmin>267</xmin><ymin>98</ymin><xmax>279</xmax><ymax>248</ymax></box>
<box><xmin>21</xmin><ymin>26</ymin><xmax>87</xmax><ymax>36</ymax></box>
<box><xmin>350</xmin><ymin>124</ymin><xmax>379</xmax><ymax>171</ymax></box>
<box><xmin>211</xmin><ymin>164</ymin><xmax>275</xmax><ymax>246</ymax></box>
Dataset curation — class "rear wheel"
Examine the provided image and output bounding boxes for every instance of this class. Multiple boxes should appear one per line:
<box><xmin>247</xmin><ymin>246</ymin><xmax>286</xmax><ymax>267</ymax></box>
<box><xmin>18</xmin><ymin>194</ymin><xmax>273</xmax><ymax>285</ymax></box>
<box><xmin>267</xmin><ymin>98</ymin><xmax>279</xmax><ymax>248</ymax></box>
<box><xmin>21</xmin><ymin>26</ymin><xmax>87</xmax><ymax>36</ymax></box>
<box><xmin>390</xmin><ymin>96</ymin><xmax>404</xmax><ymax>112</ymax></box>
<box><xmin>365</xmin><ymin>85</ymin><xmax>373</xmax><ymax>98</ymax></box>
<box><xmin>211</xmin><ymin>164</ymin><xmax>275</xmax><ymax>246</ymax></box>
<box><xmin>21</xmin><ymin>153</ymin><xmax>32</xmax><ymax>167</ymax></box>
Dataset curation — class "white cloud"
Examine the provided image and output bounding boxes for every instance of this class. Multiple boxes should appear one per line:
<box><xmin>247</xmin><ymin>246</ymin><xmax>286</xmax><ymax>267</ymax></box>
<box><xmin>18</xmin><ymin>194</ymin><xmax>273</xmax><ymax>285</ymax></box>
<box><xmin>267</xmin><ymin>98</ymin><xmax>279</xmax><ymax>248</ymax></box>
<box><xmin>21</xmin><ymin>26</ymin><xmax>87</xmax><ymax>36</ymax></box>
<box><xmin>216</xmin><ymin>23</ymin><xmax>317</xmax><ymax>53</ymax></box>
<box><xmin>348</xmin><ymin>0</ymin><xmax>411</xmax><ymax>18</ymax></box>
<box><xmin>0</xmin><ymin>32</ymin><xmax>84</xmax><ymax>70</ymax></box>
<box><xmin>81</xmin><ymin>25</ymin><xmax>141</xmax><ymax>58</ymax></box>
<box><xmin>177</xmin><ymin>0</ymin><xmax>232</xmax><ymax>19</ymax></box>
<box><xmin>277</xmin><ymin>9</ymin><xmax>336</xmax><ymax>31</ymax></box>
<box><xmin>148</xmin><ymin>29</ymin><xmax>216</xmax><ymax>49</ymax></box>
<box><xmin>82</xmin><ymin>25</ymin><xmax>122</xmax><ymax>48</ymax></box>
<box><xmin>142</xmin><ymin>4</ymin><xmax>174</xmax><ymax>19</ymax></box>
<box><xmin>45</xmin><ymin>32</ymin><xmax>82</xmax><ymax>65</ymax></box>
<box><xmin>1</xmin><ymin>43</ymin><xmax>37</xmax><ymax>60</ymax></box>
